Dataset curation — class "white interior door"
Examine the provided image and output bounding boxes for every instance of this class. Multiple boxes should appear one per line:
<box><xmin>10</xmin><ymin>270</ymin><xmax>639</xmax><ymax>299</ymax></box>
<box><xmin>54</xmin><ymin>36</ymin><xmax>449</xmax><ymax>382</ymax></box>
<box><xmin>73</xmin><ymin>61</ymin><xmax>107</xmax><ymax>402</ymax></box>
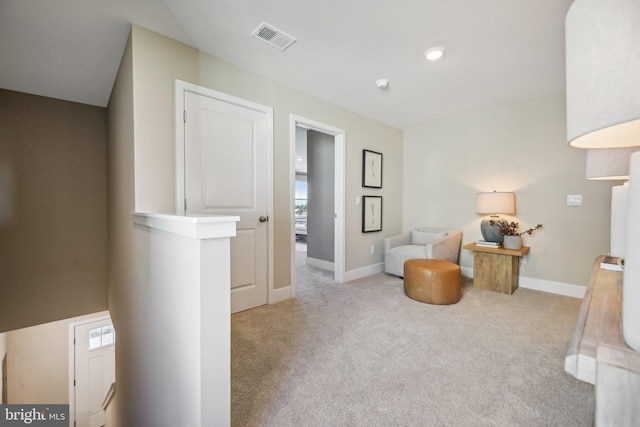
<box><xmin>74</xmin><ymin>318</ymin><xmax>115</xmax><ymax>427</ymax></box>
<box><xmin>184</xmin><ymin>89</ymin><xmax>271</xmax><ymax>313</ymax></box>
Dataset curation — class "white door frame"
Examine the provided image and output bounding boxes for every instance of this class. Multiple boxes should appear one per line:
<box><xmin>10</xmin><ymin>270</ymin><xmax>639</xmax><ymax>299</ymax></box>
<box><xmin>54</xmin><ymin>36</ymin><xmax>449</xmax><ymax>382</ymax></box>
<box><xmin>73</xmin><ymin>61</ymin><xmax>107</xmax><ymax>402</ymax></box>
<box><xmin>68</xmin><ymin>311</ymin><xmax>112</xmax><ymax>427</ymax></box>
<box><xmin>174</xmin><ymin>79</ymin><xmax>275</xmax><ymax>304</ymax></box>
<box><xmin>290</xmin><ymin>114</ymin><xmax>346</xmax><ymax>292</ymax></box>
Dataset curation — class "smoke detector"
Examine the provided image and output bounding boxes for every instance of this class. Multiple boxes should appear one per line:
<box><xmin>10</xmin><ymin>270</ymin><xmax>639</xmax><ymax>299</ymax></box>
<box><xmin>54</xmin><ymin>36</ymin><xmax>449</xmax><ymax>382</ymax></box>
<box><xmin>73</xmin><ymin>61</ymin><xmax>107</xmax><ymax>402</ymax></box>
<box><xmin>252</xmin><ymin>23</ymin><xmax>296</xmax><ymax>51</ymax></box>
<box><xmin>376</xmin><ymin>79</ymin><xmax>389</xmax><ymax>89</ymax></box>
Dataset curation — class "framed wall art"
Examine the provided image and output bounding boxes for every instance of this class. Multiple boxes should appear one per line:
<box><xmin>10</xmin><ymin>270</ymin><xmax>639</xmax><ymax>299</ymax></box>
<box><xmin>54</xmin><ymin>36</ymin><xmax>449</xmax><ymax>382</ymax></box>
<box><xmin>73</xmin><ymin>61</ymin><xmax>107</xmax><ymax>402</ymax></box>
<box><xmin>362</xmin><ymin>195</ymin><xmax>382</xmax><ymax>233</ymax></box>
<box><xmin>362</xmin><ymin>149</ymin><xmax>382</xmax><ymax>188</ymax></box>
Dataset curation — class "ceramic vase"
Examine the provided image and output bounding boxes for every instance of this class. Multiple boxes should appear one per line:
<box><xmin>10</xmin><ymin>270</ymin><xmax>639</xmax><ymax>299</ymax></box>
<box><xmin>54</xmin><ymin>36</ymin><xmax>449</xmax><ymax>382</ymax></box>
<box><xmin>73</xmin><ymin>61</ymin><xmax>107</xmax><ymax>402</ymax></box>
<box><xmin>502</xmin><ymin>235</ymin><xmax>522</xmax><ymax>250</ymax></box>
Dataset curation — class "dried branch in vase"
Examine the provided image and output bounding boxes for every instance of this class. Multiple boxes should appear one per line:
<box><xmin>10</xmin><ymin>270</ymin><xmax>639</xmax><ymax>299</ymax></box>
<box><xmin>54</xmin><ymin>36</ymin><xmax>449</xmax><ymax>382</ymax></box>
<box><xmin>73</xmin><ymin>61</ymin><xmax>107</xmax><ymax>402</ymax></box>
<box><xmin>489</xmin><ymin>220</ymin><xmax>542</xmax><ymax>236</ymax></box>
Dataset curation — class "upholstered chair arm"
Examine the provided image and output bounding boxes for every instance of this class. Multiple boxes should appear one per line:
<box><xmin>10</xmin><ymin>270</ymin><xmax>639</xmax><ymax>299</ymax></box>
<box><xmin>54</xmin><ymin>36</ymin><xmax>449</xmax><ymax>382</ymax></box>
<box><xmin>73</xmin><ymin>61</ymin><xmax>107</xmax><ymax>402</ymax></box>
<box><xmin>384</xmin><ymin>232</ymin><xmax>411</xmax><ymax>253</ymax></box>
<box><xmin>424</xmin><ymin>230</ymin><xmax>463</xmax><ymax>264</ymax></box>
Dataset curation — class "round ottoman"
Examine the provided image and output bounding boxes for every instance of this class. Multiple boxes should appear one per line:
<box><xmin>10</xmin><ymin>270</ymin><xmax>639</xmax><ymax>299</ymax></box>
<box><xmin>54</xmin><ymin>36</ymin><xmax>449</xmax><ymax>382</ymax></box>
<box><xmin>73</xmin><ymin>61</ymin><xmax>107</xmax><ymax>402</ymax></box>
<box><xmin>404</xmin><ymin>259</ymin><xmax>462</xmax><ymax>305</ymax></box>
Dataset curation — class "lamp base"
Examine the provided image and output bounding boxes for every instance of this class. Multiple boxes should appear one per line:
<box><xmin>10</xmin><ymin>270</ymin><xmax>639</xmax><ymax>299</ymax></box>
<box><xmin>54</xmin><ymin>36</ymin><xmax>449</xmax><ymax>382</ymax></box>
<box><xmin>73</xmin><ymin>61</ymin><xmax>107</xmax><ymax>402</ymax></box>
<box><xmin>481</xmin><ymin>216</ymin><xmax>505</xmax><ymax>243</ymax></box>
<box><xmin>611</xmin><ymin>183</ymin><xmax>628</xmax><ymax>258</ymax></box>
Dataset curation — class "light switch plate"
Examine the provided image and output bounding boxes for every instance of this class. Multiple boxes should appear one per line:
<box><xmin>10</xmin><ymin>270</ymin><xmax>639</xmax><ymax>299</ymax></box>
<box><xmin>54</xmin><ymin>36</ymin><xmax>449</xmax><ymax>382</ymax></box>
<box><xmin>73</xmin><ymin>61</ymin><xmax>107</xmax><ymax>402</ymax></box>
<box><xmin>567</xmin><ymin>194</ymin><xmax>582</xmax><ymax>206</ymax></box>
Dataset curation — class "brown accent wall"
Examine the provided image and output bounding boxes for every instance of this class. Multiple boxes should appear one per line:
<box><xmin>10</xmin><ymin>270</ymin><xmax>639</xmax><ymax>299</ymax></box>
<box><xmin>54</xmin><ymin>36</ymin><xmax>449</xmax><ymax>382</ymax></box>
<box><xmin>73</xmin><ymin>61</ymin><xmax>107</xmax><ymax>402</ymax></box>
<box><xmin>0</xmin><ymin>89</ymin><xmax>108</xmax><ymax>332</ymax></box>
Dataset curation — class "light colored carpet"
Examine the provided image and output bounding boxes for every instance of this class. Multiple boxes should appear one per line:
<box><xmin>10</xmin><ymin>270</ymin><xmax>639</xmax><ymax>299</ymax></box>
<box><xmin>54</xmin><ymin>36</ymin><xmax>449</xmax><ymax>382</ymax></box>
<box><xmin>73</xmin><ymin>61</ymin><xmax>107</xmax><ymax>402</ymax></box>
<box><xmin>231</xmin><ymin>272</ymin><xmax>594</xmax><ymax>426</ymax></box>
<box><xmin>294</xmin><ymin>243</ymin><xmax>334</xmax><ymax>293</ymax></box>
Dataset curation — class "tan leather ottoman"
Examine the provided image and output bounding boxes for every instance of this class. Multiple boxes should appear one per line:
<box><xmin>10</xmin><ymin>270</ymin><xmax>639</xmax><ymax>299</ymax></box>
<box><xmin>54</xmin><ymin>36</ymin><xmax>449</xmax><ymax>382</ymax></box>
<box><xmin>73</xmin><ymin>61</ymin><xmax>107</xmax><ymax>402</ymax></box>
<box><xmin>404</xmin><ymin>259</ymin><xmax>462</xmax><ymax>305</ymax></box>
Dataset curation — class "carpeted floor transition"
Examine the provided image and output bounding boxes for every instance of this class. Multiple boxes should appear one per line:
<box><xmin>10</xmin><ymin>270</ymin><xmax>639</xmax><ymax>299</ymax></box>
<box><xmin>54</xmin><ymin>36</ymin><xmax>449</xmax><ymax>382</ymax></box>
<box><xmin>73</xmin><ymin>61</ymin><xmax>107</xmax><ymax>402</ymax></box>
<box><xmin>231</xmin><ymin>270</ymin><xmax>594</xmax><ymax>426</ymax></box>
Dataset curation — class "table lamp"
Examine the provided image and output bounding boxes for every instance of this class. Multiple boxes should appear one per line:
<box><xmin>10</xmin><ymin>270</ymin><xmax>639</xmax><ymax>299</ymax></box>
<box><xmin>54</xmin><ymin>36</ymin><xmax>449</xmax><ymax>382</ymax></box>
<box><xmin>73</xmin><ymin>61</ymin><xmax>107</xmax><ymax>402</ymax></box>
<box><xmin>566</xmin><ymin>0</ymin><xmax>640</xmax><ymax>351</ymax></box>
<box><xmin>585</xmin><ymin>148</ymin><xmax>640</xmax><ymax>258</ymax></box>
<box><xmin>476</xmin><ymin>191</ymin><xmax>515</xmax><ymax>244</ymax></box>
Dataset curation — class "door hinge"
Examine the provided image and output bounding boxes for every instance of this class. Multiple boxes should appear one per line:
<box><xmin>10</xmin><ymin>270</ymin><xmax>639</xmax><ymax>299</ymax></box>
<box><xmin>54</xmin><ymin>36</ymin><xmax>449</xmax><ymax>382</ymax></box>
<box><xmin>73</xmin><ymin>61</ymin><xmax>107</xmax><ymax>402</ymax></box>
<box><xmin>73</xmin><ymin>379</ymin><xmax>76</xmax><ymax>387</ymax></box>
<box><xmin>184</xmin><ymin>198</ymin><xmax>187</xmax><ymax>212</ymax></box>
<box><xmin>183</xmin><ymin>110</ymin><xmax>187</xmax><ymax>123</ymax></box>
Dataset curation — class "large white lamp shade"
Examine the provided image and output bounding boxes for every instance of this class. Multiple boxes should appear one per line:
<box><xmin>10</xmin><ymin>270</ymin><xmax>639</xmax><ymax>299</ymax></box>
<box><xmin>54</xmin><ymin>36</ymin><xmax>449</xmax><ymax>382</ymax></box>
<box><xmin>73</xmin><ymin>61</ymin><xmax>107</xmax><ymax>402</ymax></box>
<box><xmin>565</xmin><ymin>0</ymin><xmax>640</xmax><ymax>149</ymax></box>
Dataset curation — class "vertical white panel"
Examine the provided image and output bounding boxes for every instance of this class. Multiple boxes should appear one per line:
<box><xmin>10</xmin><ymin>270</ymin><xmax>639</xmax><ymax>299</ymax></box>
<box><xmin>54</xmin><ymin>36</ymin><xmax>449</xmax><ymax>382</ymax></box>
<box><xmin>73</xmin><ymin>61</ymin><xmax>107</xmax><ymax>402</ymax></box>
<box><xmin>201</xmin><ymin>110</ymin><xmax>255</xmax><ymax>208</ymax></box>
<box><xmin>611</xmin><ymin>184</ymin><xmax>629</xmax><ymax>258</ymax></box>
<box><xmin>624</xmin><ymin>152</ymin><xmax>640</xmax><ymax>351</ymax></box>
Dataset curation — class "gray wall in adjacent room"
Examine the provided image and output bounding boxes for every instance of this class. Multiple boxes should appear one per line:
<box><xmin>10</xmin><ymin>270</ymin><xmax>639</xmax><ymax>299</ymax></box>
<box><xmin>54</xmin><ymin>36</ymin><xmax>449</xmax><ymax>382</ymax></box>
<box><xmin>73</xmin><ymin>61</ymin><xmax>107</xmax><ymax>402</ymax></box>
<box><xmin>307</xmin><ymin>130</ymin><xmax>335</xmax><ymax>263</ymax></box>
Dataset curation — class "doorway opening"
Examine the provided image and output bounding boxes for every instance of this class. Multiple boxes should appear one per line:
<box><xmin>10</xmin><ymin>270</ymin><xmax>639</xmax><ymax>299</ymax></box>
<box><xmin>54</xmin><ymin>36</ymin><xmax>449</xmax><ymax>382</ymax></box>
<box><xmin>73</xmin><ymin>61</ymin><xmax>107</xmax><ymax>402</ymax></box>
<box><xmin>68</xmin><ymin>312</ymin><xmax>115</xmax><ymax>427</ymax></box>
<box><xmin>290</xmin><ymin>115</ymin><xmax>345</xmax><ymax>296</ymax></box>
<box><xmin>295</xmin><ymin>127</ymin><xmax>335</xmax><ymax>292</ymax></box>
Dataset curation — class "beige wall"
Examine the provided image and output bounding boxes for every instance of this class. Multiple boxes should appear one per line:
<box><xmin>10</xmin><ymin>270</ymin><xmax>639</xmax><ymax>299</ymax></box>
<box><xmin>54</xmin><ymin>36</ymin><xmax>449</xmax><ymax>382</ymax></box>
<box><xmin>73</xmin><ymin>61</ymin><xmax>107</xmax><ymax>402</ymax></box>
<box><xmin>5</xmin><ymin>312</ymin><xmax>109</xmax><ymax>405</ymax></box>
<box><xmin>129</xmin><ymin>25</ymin><xmax>404</xmax><ymax>283</ymax></box>
<box><xmin>106</xmin><ymin>32</ymin><xmax>133</xmax><ymax>427</ymax></box>
<box><xmin>7</xmin><ymin>320</ymin><xmax>69</xmax><ymax>404</ymax></box>
<box><xmin>107</xmin><ymin>25</ymin><xmax>403</xmax><ymax>425</ymax></box>
<box><xmin>0</xmin><ymin>90</ymin><xmax>108</xmax><ymax>333</ymax></box>
<box><xmin>404</xmin><ymin>94</ymin><xmax>614</xmax><ymax>286</ymax></box>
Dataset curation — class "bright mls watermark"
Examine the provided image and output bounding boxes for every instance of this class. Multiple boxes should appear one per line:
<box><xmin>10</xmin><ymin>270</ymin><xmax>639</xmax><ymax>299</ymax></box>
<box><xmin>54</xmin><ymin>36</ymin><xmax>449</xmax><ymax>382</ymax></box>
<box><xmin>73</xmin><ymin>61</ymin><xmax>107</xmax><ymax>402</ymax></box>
<box><xmin>0</xmin><ymin>405</ymin><xmax>68</xmax><ymax>426</ymax></box>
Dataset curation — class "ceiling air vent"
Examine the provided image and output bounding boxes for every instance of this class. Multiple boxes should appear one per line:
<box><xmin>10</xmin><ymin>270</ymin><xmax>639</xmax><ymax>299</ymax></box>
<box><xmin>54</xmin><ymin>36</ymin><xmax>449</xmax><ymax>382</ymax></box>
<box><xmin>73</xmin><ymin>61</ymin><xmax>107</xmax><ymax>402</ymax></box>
<box><xmin>252</xmin><ymin>23</ymin><xmax>296</xmax><ymax>51</ymax></box>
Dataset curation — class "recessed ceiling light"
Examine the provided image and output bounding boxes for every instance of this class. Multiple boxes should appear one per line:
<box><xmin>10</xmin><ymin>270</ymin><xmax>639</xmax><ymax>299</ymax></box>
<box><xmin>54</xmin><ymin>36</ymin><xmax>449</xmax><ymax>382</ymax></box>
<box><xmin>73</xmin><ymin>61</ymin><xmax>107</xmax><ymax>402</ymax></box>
<box><xmin>376</xmin><ymin>79</ymin><xmax>389</xmax><ymax>89</ymax></box>
<box><xmin>425</xmin><ymin>47</ymin><xmax>446</xmax><ymax>61</ymax></box>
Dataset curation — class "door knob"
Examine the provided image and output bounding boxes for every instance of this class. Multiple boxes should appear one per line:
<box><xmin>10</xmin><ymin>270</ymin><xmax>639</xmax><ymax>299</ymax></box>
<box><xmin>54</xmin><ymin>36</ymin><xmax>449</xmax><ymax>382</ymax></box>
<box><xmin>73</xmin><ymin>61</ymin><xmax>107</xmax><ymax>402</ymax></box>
<box><xmin>259</xmin><ymin>216</ymin><xmax>268</xmax><ymax>223</ymax></box>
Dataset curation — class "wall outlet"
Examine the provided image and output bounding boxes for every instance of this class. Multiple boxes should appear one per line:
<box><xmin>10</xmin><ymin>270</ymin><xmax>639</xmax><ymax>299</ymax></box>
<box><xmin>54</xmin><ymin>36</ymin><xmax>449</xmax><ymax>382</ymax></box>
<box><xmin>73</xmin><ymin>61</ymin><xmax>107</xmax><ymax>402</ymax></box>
<box><xmin>356</xmin><ymin>196</ymin><xmax>361</xmax><ymax>206</ymax></box>
<box><xmin>370</xmin><ymin>245</ymin><xmax>375</xmax><ymax>254</ymax></box>
<box><xmin>520</xmin><ymin>254</ymin><xmax>527</xmax><ymax>264</ymax></box>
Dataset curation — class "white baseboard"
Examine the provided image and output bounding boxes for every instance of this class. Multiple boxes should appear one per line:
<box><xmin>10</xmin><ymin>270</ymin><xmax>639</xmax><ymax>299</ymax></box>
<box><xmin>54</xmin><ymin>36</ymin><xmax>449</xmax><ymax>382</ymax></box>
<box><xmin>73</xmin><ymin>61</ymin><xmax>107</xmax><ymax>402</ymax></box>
<box><xmin>519</xmin><ymin>276</ymin><xmax>586</xmax><ymax>298</ymax></box>
<box><xmin>307</xmin><ymin>257</ymin><xmax>334</xmax><ymax>271</ymax></box>
<box><xmin>462</xmin><ymin>266</ymin><xmax>585</xmax><ymax>298</ymax></box>
<box><xmin>343</xmin><ymin>262</ymin><xmax>385</xmax><ymax>282</ymax></box>
<box><xmin>461</xmin><ymin>266</ymin><xmax>473</xmax><ymax>279</ymax></box>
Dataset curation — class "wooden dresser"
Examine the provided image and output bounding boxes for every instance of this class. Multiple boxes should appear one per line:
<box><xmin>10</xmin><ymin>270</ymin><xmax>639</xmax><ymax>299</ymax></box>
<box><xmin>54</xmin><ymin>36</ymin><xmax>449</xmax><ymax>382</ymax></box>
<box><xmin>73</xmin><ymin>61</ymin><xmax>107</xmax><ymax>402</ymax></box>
<box><xmin>565</xmin><ymin>256</ymin><xmax>640</xmax><ymax>425</ymax></box>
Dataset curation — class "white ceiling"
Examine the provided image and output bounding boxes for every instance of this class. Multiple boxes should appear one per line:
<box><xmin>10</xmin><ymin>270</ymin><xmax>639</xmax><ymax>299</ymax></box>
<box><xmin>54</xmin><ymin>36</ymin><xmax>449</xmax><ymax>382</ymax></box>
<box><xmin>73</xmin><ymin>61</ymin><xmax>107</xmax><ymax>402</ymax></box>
<box><xmin>0</xmin><ymin>0</ymin><xmax>573</xmax><ymax>129</ymax></box>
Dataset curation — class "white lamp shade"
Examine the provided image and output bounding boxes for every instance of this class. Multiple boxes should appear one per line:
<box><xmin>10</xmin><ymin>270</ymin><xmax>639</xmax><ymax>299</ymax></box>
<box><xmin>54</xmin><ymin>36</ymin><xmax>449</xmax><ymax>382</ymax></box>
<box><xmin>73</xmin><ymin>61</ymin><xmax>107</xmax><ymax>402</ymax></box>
<box><xmin>585</xmin><ymin>147</ymin><xmax>640</xmax><ymax>180</ymax></box>
<box><xmin>476</xmin><ymin>192</ymin><xmax>515</xmax><ymax>215</ymax></box>
<box><xmin>566</xmin><ymin>0</ymin><xmax>640</xmax><ymax>148</ymax></box>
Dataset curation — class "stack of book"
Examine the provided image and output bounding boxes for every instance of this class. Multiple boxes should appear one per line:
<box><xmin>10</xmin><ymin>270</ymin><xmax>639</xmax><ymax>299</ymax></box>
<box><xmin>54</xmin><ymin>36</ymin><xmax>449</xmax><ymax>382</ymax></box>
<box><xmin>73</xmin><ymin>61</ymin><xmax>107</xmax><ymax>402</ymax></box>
<box><xmin>476</xmin><ymin>240</ymin><xmax>500</xmax><ymax>248</ymax></box>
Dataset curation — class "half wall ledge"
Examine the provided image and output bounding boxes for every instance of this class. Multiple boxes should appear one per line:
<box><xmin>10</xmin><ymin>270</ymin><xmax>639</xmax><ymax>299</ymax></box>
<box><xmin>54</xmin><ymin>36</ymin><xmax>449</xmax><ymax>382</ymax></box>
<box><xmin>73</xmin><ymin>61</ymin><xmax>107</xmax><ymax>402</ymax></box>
<box><xmin>132</xmin><ymin>212</ymin><xmax>239</xmax><ymax>239</ymax></box>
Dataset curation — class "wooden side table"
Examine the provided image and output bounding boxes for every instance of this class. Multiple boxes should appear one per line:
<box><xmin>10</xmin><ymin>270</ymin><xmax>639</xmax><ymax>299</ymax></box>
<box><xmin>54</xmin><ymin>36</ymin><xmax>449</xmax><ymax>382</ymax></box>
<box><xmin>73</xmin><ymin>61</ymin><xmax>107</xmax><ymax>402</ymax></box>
<box><xmin>463</xmin><ymin>243</ymin><xmax>530</xmax><ymax>294</ymax></box>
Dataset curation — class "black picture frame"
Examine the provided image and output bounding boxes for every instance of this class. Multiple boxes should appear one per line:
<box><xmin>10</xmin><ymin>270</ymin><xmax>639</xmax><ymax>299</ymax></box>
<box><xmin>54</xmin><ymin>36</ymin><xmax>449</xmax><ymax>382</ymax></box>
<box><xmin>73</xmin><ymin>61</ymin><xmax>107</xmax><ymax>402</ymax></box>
<box><xmin>362</xmin><ymin>196</ymin><xmax>382</xmax><ymax>233</ymax></box>
<box><xmin>362</xmin><ymin>149</ymin><xmax>382</xmax><ymax>188</ymax></box>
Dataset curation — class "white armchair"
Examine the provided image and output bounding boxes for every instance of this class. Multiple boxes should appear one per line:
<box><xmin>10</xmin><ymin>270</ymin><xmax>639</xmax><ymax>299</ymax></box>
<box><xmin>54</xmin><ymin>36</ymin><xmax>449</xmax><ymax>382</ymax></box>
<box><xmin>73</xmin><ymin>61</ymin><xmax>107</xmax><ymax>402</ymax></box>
<box><xmin>384</xmin><ymin>227</ymin><xmax>462</xmax><ymax>277</ymax></box>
